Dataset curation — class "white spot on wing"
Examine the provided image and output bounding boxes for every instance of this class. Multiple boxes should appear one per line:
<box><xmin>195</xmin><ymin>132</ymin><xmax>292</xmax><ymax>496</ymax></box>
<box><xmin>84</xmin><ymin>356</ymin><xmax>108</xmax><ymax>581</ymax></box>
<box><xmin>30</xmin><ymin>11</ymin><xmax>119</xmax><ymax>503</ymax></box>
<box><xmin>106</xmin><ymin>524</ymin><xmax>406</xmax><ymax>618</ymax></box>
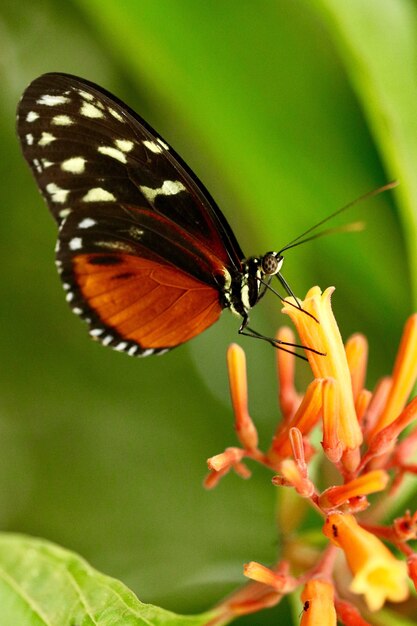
<box><xmin>61</xmin><ymin>157</ymin><xmax>86</xmax><ymax>173</ymax></box>
<box><xmin>139</xmin><ymin>180</ymin><xmax>186</xmax><ymax>203</ymax></box>
<box><xmin>46</xmin><ymin>183</ymin><xmax>69</xmax><ymax>203</ymax></box>
<box><xmin>78</xmin><ymin>218</ymin><xmax>96</xmax><ymax>229</ymax></box>
<box><xmin>59</xmin><ymin>208</ymin><xmax>72</xmax><ymax>219</ymax></box>
<box><xmin>26</xmin><ymin>111</ymin><xmax>39</xmax><ymax>122</ymax></box>
<box><xmin>115</xmin><ymin>139</ymin><xmax>134</xmax><ymax>152</ymax></box>
<box><xmin>66</xmin><ymin>292</ymin><xmax>74</xmax><ymax>302</ymax></box>
<box><xmin>140</xmin><ymin>349</ymin><xmax>155</xmax><ymax>357</ymax></box>
<box><xmin>157</xmin><ymin>138</ymin><xmax>169</xmax><ymax>150</ymax></box>
<box><xmin>37</xmin><ymin>94</ymin><xmax>70</xmax><ymax>106</ymax></box>
<box><xmin>128</xmin><ymin>345</ymin><xmax>138</xmax><ymax>356</ymax></box>
<box><xmin>98</xmin><ymin>146</ymin><xmax>127</xmax><ymax>163</ymax></box>
<box><xmin>52</xmin><ymin>114</ymin><xmax>74</xmax><ymax>126</ymax></box>
<box><xmin>95</xmin><ymin>240</ymin><xmax>135</xmax><ymax>253</ymax></box>
<box><xmin>143</xmin><ymin>140</ymin><xmax>162</xmax><ymax>154</ymax></box>
<box><xmin>113</xmin><ymin>342</ymin><xmax>128</xmax><ymax>352</ymax></box>
<box><xmin>26</xmin><ymin>134</ymin><xmax>34</xmax><ymax>145</ymax></box>
<box><xmin>38</xmin><ymin>132</ymin><xmax>56</xmax><ymax>146</ymax></box>
<box><xmin>69</xmin><ymin>237</ymin><xmax>82</xmax><ymax>251</ymax></box>
<box><xmin>90</xmin><ymin>328</ymin><xmax>104</xmax><ymax>337</ymax></box>
<box><xmin>108</xmin><ymin>107</ymin><xmax>124</xmax><ymax>122</ymax></box>
<box><xmin>41</xmin><ymin>159</ymin><xmax>53</xmax><ymax>168</ymax></box>
<box><xmin>77</xmin><ymin>90</ymin><xmax>94</xmax><ymax>101</ymax></box>
<box><xmin>33</xmin><ymin>159</ymin><xmax>42</xmax><ymax>173</ymax></box>
<box><xmin>102</xmin><ymin>335</ymin><xmax>114</xmax><ymax>346</ymax></box>
<box><xmin>80</xmin><ymin>102</ymin><xmax>105</xmax><ymax>119</ymax></box>
<box><xmin>82</xmin><ymin>187</ymin><xmax>116</xmax><ymax>202</ymax></box>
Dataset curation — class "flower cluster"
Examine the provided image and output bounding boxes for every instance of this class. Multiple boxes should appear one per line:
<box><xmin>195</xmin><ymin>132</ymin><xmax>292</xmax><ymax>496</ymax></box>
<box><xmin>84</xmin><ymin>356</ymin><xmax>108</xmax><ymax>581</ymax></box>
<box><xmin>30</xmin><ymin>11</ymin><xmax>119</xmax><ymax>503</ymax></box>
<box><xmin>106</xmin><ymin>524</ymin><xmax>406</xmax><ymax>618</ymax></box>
<box><xmin>205</xmin><ymin>287</ymin><xmax>417</xmax><ymax>625</ymax></box>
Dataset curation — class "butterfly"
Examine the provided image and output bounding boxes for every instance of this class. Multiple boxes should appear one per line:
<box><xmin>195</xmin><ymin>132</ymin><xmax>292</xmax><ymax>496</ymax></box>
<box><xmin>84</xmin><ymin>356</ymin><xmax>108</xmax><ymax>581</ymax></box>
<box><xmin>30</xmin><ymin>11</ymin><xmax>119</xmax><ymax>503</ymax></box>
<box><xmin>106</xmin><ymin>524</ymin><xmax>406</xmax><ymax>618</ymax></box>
<box><xmin>16</xmin><ymin>73</ymin><xmax>324</xmax><ymax>358</ymax></box>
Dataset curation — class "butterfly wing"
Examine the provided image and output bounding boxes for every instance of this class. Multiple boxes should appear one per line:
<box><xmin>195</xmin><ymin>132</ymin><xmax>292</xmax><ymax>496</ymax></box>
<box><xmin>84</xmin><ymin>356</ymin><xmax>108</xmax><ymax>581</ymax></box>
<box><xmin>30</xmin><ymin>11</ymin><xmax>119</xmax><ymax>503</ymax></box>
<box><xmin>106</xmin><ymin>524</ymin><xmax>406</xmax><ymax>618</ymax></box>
<box><xmin>17</xmin><ymin>73</ymin><xmax>244</xmax><ymax>355</ymax></box>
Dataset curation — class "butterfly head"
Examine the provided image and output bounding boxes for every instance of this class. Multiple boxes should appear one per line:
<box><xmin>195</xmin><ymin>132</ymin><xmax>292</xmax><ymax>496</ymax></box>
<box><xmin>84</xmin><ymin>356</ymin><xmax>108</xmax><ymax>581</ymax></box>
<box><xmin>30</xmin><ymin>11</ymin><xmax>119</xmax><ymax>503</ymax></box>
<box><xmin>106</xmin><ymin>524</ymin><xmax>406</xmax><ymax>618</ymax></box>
<box><xmin>260</xmin><ymin>251</ymin><xmax>284</xmax><ymax>277</ymax></box>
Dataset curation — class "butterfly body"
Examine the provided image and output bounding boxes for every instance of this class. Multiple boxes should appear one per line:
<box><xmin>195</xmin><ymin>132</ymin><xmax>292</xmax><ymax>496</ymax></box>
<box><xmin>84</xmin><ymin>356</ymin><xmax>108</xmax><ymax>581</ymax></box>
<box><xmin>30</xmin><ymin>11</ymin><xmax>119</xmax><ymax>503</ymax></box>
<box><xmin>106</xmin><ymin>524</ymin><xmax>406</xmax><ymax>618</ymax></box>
<box><xmin>17</xmin><ymin>73</ymin><xmax>284</xmax><ymax>356</ymax></box>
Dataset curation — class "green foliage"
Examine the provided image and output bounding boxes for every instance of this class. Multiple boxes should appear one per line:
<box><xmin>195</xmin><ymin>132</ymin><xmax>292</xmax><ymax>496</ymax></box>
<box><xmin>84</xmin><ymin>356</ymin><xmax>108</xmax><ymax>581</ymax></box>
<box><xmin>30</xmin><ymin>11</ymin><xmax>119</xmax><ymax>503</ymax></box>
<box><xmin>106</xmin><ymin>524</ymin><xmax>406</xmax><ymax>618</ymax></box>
<box><xmin>1</xmin><ymin>1</ymin><xmax>416</xmax><ymax>623</ymax></box>
<box><xmin>0</xmin><ymin>534</ymin><xmax>212</xmax><ymax>625</ymax></box>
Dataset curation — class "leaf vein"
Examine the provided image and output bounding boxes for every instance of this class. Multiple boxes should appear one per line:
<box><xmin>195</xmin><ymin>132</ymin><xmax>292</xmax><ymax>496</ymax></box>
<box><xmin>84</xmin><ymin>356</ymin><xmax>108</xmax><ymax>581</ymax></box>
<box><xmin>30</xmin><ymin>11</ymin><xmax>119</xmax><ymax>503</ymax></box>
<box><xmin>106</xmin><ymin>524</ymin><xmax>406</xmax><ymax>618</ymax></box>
<box><xmin>0</xmin><ymin>564</ymin><xmax>54</xmax><ymax>626</ymax></box>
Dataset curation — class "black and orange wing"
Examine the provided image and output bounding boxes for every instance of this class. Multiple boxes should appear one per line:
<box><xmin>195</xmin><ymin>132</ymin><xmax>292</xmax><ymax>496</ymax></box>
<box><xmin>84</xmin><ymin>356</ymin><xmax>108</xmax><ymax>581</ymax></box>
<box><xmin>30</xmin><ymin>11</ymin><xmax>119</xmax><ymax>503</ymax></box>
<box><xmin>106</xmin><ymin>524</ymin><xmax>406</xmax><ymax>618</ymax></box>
<box><xmin>17</xmin><ymin>73</ymin><xmax>244</xmax><ymax>355</ymax></box>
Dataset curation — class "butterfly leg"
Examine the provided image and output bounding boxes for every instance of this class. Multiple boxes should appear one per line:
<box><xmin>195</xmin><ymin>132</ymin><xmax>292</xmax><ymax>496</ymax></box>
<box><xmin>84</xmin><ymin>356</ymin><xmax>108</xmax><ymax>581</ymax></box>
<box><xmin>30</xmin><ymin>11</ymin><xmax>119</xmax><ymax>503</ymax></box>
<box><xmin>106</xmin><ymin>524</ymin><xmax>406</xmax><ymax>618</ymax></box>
<box><xmin>238</xmin><ymin>316</ymin><xmax>325</xmax><ymax>360</ymax></box>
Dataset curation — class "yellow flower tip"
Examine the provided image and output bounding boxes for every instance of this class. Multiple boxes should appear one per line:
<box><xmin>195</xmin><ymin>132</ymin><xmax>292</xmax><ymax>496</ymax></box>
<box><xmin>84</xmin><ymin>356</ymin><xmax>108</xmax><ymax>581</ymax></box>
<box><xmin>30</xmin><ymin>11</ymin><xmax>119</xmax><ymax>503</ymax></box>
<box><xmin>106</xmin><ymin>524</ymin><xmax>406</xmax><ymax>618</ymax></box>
<box><xmin>350</xmin><ymin>556</ymin><xmax>409</xmax><ymax>612</ymax></box>
<box><xmin>282</xmin><ymin>287</ymin><xmax>362</xmax><ymax>452</ymax></box>
<box><xmin>300</xmin><ymin>579</ymin><xmax>336</xmax><ymax>626</ymax></box>
<box><xmin>243</xmin><ymin>561</ymin><xmax>285</xmax><ymax>591</ymax></box>
<box><xmin>323</xmin><ymin>513</ymin><xmax>409</xmax><ymax>611</ymax></box>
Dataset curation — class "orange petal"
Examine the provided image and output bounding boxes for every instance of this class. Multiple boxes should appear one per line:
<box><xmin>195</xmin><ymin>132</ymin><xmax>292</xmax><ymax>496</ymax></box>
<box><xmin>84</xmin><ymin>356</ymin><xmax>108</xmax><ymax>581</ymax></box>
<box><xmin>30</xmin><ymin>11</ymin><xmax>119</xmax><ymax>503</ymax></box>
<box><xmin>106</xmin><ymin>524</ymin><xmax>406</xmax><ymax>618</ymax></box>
<box><xmin>371</xmin><ymin>314</ymin><xmax>417</xmax><ymax>437</ymax></box>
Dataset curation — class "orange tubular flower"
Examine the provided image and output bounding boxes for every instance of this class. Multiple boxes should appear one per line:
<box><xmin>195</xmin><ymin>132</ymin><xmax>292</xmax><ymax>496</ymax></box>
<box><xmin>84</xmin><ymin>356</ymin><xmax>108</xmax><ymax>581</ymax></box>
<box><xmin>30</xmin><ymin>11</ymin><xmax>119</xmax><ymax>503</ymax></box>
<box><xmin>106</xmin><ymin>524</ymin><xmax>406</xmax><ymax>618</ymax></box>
<box><xmin>227</xmin><ymin>343</ymin><xmax>259</xmax><ymax>451</ymax></box>
<box><xmin>243</xmin><ymin>561</ymin><xmax>296</xmax><ymax>593</ymax></box>
<box><xmin>319</xmin><ymin>470</ymin><xmax>389</xmax><ymax>509</ymax></box>
<box><xmin>300</xmin><ymin>579</ymin><xmax>336</xmax><ymax>626</ymax></box>
<box><xmin>323</xmin><ymin>513</ymin><xmax>409</xmax><ymax>611</ymax></box>
<box><xmin>268</xmin><ymin>378</ymin><xmax>323</xmax><ymax>461</ymax></box>
<box><xmin>370</xmin><ymin>313</ymin><xmax>417</xmax><ymax>437</ymax></box>
<box><xmin>345</xmin><ymin>333</ymin><xmax>368</xmax><ymax>402</ymax></box>
<box><xmin>276</xmin><ymin>326</ymin><xmax>301</xmax><ymax>419</ymax></box>
<box><xmin>206</xmin><ymin>288</ymin><xmax>417</xmax><ymax>624</ymax></box>
<box><xmin>334</xmin><ymin>599</ymin><xmax>372</xmax><ymax>626</ymax></box>
<box><xmin>282</xmin><ymin>287</ymin><xmax>362</xmax><ymax>470</ymax></box>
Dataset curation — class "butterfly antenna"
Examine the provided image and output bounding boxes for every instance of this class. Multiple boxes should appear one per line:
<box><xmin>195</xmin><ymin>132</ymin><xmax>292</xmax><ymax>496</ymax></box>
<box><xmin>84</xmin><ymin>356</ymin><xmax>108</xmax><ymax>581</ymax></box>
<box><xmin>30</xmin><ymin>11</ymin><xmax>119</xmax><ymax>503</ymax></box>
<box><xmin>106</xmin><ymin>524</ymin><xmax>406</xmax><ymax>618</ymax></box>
<box><xmin>279</xmin><ymin>221</ymin><xmax>365</xmax><ymax>254</ymax></box>
<box><xmin>278</xmin><ymin>181</ymin><xmax>398</xmax><ymax>255</ymax></box>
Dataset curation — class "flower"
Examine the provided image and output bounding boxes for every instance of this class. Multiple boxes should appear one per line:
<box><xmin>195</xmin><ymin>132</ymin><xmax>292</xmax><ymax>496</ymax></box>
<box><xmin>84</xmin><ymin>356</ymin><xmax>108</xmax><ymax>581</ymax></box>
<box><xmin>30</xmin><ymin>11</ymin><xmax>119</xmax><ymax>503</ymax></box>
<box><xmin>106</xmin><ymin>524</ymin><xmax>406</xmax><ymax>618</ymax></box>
<box><xmin>300</xmin><ymin>579</ymin><xmax>336</xmax><ymax>626</ymax></box>
<box><xmin>323</xmin><ymin>513</ymin><xmax>409</xmax><ymax>611</ymax></box>
<box><xmin>370</xmin><ymin>314</ymin><xmax>417</xmax><ymax>437</ymax></box>
<box><xmin>282</xmin><ymin>287</ymin><xmax>362</xmax><ymax>471</ymax></box>
<box><xmin>204</xmin><ymin>287</ymin><xmax>417</xmax><ymax>624</ymax></box>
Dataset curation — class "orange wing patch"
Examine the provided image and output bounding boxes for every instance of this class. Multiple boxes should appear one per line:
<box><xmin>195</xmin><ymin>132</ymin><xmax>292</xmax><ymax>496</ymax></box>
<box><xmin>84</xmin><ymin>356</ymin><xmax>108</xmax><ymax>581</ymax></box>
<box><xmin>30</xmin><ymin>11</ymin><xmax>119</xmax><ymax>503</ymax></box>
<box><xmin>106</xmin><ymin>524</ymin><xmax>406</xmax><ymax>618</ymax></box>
<box><xmin>72</xmin><ymin>253</ymin><xmax>223</xmax><ymax>349</ymax></box>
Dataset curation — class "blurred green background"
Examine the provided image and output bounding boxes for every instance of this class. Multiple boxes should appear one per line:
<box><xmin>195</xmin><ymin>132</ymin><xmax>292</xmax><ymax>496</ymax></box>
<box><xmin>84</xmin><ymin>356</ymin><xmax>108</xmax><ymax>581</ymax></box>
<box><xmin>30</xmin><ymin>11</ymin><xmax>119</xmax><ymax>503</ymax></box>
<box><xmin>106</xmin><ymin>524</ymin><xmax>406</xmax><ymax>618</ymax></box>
<box><xmin>1</xmin><ymin>0</ymin><xmax>417</xmax><ymax>623</ymax></box>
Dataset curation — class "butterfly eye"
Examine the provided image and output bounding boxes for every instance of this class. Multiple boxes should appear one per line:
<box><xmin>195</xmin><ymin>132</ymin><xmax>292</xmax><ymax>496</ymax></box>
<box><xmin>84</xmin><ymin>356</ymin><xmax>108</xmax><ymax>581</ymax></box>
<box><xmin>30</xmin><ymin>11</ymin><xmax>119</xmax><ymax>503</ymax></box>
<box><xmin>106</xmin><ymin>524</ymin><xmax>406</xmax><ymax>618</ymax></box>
<box><xmin>261</xmin><ymin>252</ymin><xmax>284</xmax><ymax>276</ymax></box>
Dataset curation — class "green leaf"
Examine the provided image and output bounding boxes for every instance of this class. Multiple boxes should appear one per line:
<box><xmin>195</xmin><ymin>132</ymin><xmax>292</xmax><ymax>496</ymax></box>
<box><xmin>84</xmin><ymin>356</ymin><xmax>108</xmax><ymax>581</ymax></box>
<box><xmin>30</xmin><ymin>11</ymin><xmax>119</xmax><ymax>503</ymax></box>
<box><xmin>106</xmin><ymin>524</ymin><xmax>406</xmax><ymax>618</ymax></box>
<box><xmin>0</xmin><ymin>534</ymin><xmax>212</xmax><ymax>626</ymax></box>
